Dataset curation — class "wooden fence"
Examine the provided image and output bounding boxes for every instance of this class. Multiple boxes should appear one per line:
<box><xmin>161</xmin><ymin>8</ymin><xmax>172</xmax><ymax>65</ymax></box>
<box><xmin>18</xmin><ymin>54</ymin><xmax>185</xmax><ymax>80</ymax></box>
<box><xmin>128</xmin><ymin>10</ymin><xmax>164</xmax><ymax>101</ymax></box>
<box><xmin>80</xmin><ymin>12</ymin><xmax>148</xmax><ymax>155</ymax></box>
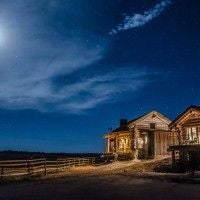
<box><xmin>0</xmin><ymin>157</ymin><xmax>95</xmax><ymax>179</ymax></box>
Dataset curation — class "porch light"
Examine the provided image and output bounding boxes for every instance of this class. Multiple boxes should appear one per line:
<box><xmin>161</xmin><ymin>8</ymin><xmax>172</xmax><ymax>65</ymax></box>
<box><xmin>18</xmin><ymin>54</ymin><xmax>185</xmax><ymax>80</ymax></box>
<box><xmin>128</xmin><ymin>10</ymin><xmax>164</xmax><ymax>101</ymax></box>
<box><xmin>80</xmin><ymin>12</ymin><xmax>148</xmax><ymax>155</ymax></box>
<box><xmin>138</xmin><ymin>138</ymin><xmax>144</xmax><ymax>148</ymax></box>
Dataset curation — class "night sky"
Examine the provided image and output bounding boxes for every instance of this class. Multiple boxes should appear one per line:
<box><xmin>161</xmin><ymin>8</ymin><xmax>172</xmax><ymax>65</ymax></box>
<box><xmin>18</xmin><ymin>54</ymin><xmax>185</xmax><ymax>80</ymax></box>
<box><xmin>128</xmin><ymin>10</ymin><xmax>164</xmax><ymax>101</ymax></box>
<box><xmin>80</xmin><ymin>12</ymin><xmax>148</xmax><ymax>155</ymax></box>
<box><xmin>0</xmin><ymin>0</ymin><xmax>199</xmax><ymax>153</ymax></box>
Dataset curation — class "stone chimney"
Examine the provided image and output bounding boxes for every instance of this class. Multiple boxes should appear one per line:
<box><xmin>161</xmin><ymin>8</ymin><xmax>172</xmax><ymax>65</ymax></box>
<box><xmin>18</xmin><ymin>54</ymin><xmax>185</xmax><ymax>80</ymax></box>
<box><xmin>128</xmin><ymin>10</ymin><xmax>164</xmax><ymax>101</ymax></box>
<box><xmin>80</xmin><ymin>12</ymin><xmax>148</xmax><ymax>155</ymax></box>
<box><xmin>120</xmin><ymin>119</ymin><xmax>128</xmax><ymax>128</ymax></box>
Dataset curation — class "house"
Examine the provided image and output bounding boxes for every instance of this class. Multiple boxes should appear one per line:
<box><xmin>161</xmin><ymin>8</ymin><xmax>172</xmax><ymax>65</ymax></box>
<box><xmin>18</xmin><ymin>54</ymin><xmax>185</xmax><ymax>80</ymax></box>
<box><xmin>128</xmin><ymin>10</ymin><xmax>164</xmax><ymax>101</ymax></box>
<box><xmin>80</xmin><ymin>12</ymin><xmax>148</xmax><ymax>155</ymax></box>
<box><xmin>169</xmin><ymin>105</ymin><xmax>200</xmax><ymax>169</ymax></box>
<box><xmin>104</xmin><ymin>111</ymin><xmax>175</xmax><ymax>159</ymax></box>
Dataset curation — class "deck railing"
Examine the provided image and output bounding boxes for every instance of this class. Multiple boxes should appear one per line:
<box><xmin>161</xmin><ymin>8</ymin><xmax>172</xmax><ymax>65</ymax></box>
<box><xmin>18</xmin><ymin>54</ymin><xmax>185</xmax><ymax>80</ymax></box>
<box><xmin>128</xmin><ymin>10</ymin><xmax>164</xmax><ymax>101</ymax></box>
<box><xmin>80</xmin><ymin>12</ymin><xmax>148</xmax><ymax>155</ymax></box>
<box><xmin>0</xmin><ymin>157</ymin><xmax>95</xmax><ymax>179</ymax></box>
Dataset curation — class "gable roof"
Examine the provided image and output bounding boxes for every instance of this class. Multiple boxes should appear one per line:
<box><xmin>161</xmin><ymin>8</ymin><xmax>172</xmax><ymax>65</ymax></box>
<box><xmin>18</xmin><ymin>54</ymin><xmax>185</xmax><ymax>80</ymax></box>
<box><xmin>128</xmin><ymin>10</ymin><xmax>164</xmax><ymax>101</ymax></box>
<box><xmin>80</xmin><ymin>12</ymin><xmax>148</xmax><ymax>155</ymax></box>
<box><xmin>111</xmin><ymin>110</ymin><xmax>171</xmax><ymax>133</ymax></box>
<box><xmin>128</xmin><ymin>111</ymin><xmax>171</xmax><ymax>126</ymax></box>
<box><xmin>170</xmin><ymin>105</ymin><xmax>200</xmax><ymax>128</ymax></box>
<box><xmin>127</xmin><ymin>114</ymin><xmax>146</xmax><ymax>124</ymax></box>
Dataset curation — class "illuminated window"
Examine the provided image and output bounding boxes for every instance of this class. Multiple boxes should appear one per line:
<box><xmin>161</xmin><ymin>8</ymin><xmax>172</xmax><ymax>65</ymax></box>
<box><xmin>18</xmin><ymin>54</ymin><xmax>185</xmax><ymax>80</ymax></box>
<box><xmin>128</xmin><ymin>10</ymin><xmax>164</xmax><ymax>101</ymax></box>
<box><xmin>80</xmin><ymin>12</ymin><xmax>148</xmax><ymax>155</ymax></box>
<box><xmin>138</xmin><ymin>138</ymin><xmax>144</xmax><ymax>148</ymax></box>
<box><xmin>119</xmin><ymin>138</ymin><xmax>129</xmax><ymax>151</ymax></box>
<box><xmin>144</xmin><ymin>135</ymin><xmax>148</xmax><ymax>144</ymax></box>
<box><xmin>119</xmin><ymin>139</ymin><xmax>125</xmax><ymax>150</ymax></box>
<box><xmin>186</xmin><ymin>127</ymin><xmax>197</xmax><ymax>141</ymax></box>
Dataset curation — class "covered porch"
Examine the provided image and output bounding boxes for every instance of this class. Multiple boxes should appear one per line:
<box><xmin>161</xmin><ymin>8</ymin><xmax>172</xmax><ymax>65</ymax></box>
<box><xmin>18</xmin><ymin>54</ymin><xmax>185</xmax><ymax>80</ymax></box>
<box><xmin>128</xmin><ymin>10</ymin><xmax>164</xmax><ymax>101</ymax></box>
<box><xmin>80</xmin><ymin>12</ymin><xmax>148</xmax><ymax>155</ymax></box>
<box><xmin>104</xmin><ymin>131</ymin><xmax>132</xmax><ymax>154</ymax></box>
<box><xmin>133</xmin><ymin>127</ymin><xmax>172</xmax><ymax>159</ymax></box>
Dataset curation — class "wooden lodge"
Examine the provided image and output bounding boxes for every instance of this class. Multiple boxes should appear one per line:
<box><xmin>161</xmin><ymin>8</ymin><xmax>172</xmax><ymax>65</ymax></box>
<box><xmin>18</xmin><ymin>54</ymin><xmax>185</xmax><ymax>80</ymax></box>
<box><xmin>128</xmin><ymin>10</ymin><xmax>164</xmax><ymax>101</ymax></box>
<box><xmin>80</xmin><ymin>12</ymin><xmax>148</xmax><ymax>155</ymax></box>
<box><xmin>104</xmin><ymin>111</ymin><xmax>177</xmax><ymax>159</ymax></box>
<box><xmin>169</xmin><ymin>105</ymin><xmax>200</xmax><ymax>170</ymax></box>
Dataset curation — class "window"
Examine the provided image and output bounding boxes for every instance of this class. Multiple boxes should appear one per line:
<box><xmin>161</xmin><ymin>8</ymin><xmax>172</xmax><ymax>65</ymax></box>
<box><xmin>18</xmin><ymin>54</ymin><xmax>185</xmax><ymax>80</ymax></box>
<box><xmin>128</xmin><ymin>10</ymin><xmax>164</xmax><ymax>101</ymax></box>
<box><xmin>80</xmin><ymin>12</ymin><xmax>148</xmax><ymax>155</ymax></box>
<box><xmin>119</xmin><ymin>138</ymin><xmax>129</xmax><ymax>151</ymax></box>
<box><xmin>150</xmin><ymin>123</ymin><xmax>156</xmax><ymax>129</ymax></box>
<box><xmin>186</xmin><ymin>127</ymin><xmax>197</xmax><ymax>142</ymax></box>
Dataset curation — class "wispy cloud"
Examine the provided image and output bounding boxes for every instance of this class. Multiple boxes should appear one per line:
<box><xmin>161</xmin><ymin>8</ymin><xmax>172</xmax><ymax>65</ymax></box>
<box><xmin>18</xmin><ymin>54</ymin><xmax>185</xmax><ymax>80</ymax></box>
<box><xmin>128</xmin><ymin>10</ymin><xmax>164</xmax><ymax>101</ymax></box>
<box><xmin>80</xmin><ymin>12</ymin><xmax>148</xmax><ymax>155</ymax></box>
<box><xmin>0</xmin><ymin>9</ymin><xmax>148</xmax><ymax>114</ymax></box>
<box><xmin>54</xmin><ymin>70</ymin><xmax>148</xmax><ymax>113</ymax></box>
<box><xmin>0</xmin><ymin>36</ymin><xmax>106</xmax><ymax>113</ymax></box>
<box><xmin>110</xmin><ymin>0</ymin><xmax>172</xmax><ymax>35</ymax></box>
<box><xmin>0</xmin><ymin>1</ymin><xmax>107</xmax><ymax>113</ymax></box>
<box><xmin>0</xmin><ymin>1</ymin><xmax>153</xmax><ymax>114</ymax></box>
<box><xmin>0</xmin><ymin>59</ymin><xmax>149</xmax><ymax>113</ymax></box>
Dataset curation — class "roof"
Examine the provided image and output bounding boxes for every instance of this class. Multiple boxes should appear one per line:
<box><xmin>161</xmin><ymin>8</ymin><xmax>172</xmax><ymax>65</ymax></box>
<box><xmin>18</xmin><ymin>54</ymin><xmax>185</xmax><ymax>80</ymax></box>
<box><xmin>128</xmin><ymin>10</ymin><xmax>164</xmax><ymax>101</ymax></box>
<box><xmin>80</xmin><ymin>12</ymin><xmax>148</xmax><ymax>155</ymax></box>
<box><xmin>103</xmin><ymin>130</ymin><xmax>130</xmax><ymax>138</ymax></box>
<box><xmin>169</xmin><ymin>105</ymin><xmax>200</xmax><ymax>128</ymax></box>
<box><xmin>111</xmin><ymin>126</ymin><xmax>129</xmax><ymax>132</ymax></box>
<box><xmin>110</xmin><ymin>110</ymin><xmax>171</xmax><ymax>134</ymax></box>
<box><xmin>110</xmin><ymin>114</ymin><xmax>145</xmax><ymax>133</ymax></box>
<box><xmin>127</xmin><ymin>114</ymin><xmax>145</xmax><ymax>124</ymax></box>
<box><xmin>128</xmin><ymin>110</ymin><xmax>171</xmax><ymax>126</ymax></box>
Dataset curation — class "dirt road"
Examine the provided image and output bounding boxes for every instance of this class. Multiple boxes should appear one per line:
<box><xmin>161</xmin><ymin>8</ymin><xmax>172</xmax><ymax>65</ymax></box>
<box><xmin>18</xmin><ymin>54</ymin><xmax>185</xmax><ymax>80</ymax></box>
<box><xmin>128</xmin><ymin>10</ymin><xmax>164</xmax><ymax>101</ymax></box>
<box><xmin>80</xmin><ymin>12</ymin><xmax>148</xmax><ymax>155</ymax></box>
<box><xmin>0</xmin><ymin>173</ymin><xmax>199</xmax><ymax>200</ymax></box>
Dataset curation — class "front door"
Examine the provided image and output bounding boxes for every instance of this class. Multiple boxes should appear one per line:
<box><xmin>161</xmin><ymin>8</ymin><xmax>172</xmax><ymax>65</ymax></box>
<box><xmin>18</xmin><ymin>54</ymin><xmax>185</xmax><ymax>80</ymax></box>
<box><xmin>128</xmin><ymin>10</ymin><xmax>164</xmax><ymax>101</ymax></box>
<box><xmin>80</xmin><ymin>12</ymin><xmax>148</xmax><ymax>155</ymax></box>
<box><xmin>148</xmin><ymin>131</ymin><xmax>155</xmax><ymax>158</ymax></box>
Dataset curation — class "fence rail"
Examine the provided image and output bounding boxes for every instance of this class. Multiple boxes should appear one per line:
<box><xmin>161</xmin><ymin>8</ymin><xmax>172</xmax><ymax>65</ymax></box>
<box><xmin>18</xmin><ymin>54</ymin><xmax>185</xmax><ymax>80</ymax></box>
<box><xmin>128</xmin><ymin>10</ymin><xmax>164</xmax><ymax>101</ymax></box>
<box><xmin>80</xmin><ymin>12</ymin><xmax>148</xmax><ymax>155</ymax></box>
<box><xmin>0</xmin><ymin>157</ymin><xmax>95</xmax><ymax>179</ymax></box>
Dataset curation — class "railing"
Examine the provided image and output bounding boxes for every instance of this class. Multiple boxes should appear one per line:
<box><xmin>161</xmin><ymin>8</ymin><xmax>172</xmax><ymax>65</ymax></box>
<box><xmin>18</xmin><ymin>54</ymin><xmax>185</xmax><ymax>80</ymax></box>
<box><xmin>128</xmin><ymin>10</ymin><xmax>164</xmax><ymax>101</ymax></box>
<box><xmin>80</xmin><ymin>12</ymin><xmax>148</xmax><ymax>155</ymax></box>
<box><xmin>177</xmin><ymin>137</ymin><xmax>200</xmax><ymax>146</ymax></box>
<box><xmin>0</xmin><ymin>157</ymin><xmax>95</xmax><ymax>179</ymax></box>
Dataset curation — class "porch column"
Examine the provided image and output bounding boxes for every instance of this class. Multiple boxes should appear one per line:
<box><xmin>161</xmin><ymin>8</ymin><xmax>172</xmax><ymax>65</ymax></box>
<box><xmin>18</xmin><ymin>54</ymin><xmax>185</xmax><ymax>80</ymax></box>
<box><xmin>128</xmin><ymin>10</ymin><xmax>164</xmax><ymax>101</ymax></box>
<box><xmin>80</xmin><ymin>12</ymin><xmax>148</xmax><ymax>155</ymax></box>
<box><xmin>115</xmin><ymin>136</ymin><xmax>118</xmax><ymax>153</ymax></box>
<box><xmin>178</xmin><ymin>126</ymin><xmax>183</xmax><ymax>145</ymax></box>
<box><xmin>134</xmin><ymin>127</ymin><xmax>140</xmax><ymax>159</ymax></box>
<box><xmin>107</xmin><ymin>138</ymin><xmax>110</xmax><ymax>153</ymax></box>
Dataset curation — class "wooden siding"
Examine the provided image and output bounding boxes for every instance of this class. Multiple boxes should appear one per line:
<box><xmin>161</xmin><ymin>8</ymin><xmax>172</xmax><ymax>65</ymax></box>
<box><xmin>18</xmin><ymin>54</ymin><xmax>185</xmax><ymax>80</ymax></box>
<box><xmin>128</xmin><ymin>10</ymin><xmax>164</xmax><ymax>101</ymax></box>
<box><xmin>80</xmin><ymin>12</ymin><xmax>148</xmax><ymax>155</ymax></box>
<box><xmin>154</xmin><ymin>131</ymin><xmax>169</xmax><ymax>156</ymax></box>
<box><xmin>167</xmin><ymin>131</ymin><xmax>179</xmax><ymax>146</ymax></box>
<box><xmin>173</xmin><ymin>109</ymin><xmax>200</xmax><ymax>145</ymax></box>
<box><xmin>104</xmin><ymin>111</ymin><xmax>173</xmax><ymax>158</ymax></box>
<box><xmin>135</xmin><ymin>114</ymin><xmax>170</xmax><ymax>131</ymax></box>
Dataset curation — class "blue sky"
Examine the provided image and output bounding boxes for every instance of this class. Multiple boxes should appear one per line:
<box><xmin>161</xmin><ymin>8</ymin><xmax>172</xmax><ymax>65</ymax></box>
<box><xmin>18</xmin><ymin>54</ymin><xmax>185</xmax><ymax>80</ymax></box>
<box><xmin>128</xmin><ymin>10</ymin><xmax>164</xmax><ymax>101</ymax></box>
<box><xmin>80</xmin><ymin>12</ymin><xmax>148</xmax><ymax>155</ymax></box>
<box><xmin>0</xmin><ymin>0</ymin><xmax>199</xmax><ymax>152</ymax></box>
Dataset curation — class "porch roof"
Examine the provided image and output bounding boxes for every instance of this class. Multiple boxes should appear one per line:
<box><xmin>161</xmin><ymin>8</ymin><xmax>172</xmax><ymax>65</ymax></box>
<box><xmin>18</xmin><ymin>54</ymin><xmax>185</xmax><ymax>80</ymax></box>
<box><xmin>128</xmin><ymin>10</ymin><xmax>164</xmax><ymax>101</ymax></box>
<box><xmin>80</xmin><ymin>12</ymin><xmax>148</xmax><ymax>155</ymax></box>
<box><xmin>103</xmin><ymin>130</ymin><xmax>130</xmax><ymax>139</ymax></box>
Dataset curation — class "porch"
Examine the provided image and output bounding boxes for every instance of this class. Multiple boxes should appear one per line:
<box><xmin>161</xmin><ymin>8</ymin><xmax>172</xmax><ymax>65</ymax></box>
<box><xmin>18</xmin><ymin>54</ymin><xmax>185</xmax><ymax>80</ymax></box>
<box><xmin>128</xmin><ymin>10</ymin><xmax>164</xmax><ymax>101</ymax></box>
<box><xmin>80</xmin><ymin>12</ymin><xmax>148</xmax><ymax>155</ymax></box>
<box><xmin>104</xmin><ymin>131</ymin><xmax>132</xmax><ymax>154</ymax></box>
<box><xmin>169</xmin><ymin>144</ymin><xmax>200</xmax><ymax>170</ymax></box>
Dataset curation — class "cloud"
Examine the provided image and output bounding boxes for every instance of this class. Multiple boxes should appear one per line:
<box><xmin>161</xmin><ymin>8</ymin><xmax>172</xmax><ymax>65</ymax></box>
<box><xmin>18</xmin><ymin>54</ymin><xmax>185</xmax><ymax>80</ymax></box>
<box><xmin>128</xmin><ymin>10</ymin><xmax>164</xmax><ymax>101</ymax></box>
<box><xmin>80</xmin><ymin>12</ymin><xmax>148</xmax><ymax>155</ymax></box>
<box><xmin>0</xmin><ymin>36</ymin><xmax>106</xmax><ymax>112</ymax></box>
<box><xmin>0</xmin><ymin>1</ymin><xmax>152</xmax><ymax>114</ymax></box>
<box><xmin>110</xmin><ymin>0</ymin><xmax>172</xmax><ymax>34</ymax></box>
<box><xmin>0</xmin><ymin>15</ymin><xmax>148</xmax><ymax>114</ymax></box>
<box><xmin>0</xmin><ymin>59</ymin><xmax>148</xmax><ymax>113</ymax></box>
<box><xmin>54</xmin><ymin>70</ymin><xmax>148</xmax><ymax>113</ymax></box>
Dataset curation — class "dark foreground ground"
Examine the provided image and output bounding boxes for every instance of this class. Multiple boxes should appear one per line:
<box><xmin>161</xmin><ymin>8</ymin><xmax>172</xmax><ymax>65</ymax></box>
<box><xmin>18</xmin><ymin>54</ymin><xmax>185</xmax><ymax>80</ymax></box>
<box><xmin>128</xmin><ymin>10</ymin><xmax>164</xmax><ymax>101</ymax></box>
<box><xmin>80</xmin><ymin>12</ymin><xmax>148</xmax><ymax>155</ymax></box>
<box><xmin>0</xmin><ymin>173</ymin><xmax>200</xmax><ymax>200</ymax></box>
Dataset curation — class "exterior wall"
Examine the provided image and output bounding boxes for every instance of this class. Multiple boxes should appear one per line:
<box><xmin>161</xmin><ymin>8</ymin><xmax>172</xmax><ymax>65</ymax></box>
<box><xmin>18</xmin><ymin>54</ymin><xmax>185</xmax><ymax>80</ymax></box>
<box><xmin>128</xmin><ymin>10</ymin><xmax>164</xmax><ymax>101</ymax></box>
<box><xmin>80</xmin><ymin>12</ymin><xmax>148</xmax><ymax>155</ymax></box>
<box><xmin>135</xmin><ymin>115</ymin><xmax>169</xmax><ymax>131</ymax></box>
<box><xmin>167</xmin><ymin>131</ymin><xmax>179</xmax><ymax>146</ymax></box>
<box><xmin>105</xmin><ymin>130</ymin><xmax>174</xmax><ymax>159</ymax></box>
<box><xmin>154</xmin><ymin>131</ymin><xmax>170</xmax><ymax>156</ymax></box>
<box><xmin>104</xmin><ymin>111</ymin><xmax>173</xmax><ymax>159</ymax></box>
<box><xmin>130</xmin><ymin>114</ymin><xmax>172</xmax><ymax>158</ymax></box>
<box><xmin>169</xmin><ymin>107</ymin><xmax>200</xmax><ymax>170</ymax></box>
<box><xmin>172</xmin><ymin>109</ymin><xmax>200</xmax><ymax>145</ymax></box>
<box><xmin>105</xmin><ymin>132</ymin><xmax>132</xmax><ymax>154</ymax></box>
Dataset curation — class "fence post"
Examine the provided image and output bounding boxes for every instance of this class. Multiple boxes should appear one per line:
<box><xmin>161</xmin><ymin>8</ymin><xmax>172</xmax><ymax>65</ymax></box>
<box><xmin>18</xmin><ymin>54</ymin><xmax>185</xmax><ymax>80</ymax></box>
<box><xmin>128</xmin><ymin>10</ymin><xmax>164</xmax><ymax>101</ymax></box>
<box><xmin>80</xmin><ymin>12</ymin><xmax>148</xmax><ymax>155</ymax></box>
<box><xmin>44</xmin><ymin>159</ymin><xmax>47</xmax><ymax>175</ymax></box>
<box><xmin>57</xmin><ymin>159</ymin><xmax>59</xmax><ymax>172</ymax></box>
<box><xmin>1</xmin><ymin>162</ymin><xmax>3</xmax><ymax>180</ymax></box>
<box><xmin>92</xmin><ymin>157</ymin><xmax>95</xmax><ymax>165</ymax></box>
<box><xmin>27</xmin><ymin>159</ymin><xmax>31</xmax><ymax>175</ymax></box>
